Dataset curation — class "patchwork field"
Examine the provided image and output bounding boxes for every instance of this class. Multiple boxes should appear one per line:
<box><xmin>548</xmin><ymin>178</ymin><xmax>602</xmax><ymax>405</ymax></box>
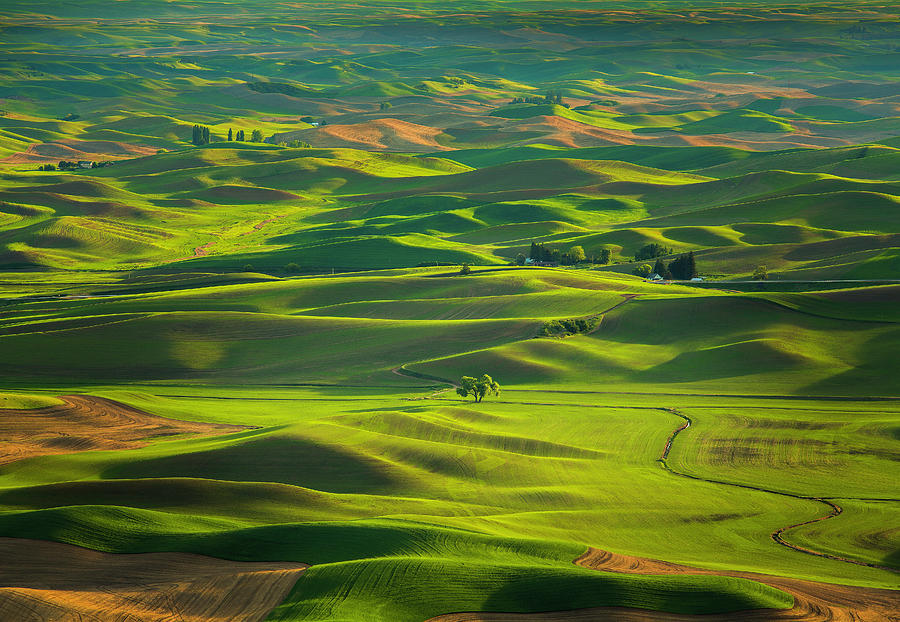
<box><xmin>0</xmin><ymin>0</ymin><xmax>897</xmax><ymax>620</ymax></box>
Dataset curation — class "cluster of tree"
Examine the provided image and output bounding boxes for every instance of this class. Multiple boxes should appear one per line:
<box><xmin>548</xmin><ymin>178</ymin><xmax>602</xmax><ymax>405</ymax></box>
<box><xmin>54</xmin><ymin>160</ymin><xmax>113</xmax><ymax>170</ymax></box>
<box><xmin>634</xmin><ymin>243</ymin><xmax>673</xmax><ymax>261</ymax></box>
<box><xmin>456</xmin><ymin>374</ymin><xmax>500</xmax><ymax>403</ymax></box>
<box><xmin>226</xmin><ymin>128</ymin><xmax>264</xmax><ymax>142</ymax></box>
<box><xmin>635</xmin><ymin>251</ymin><xmax>697</xmax><ymax>279</ymax></box>
<box><xmin>59</xmin><ymin>113</ymin><xmax>80</xmax><ymax>121</ymax></box>
<box><xmin>527</xmin><ymin>242</ymin><xmax>608</xmax><ymax>265</ymax></box>
<box><xmin>538</xmin><ymin>316</ymin><xmax>597</xmax><ymax>337</ymax></box>
<box><xmin>510</xmin><ymin>91</ymin><xmax>566</xmax><ymax>106</ymax></box>
<box><xmin>275</xmin><ymin>139</ymin><xmax>312</xmax><ymax>148</ymax></box>
<box><xmin>191</xmin><ymin>125</ymin><xmax>212</xmax><ymax>145</ymax></box>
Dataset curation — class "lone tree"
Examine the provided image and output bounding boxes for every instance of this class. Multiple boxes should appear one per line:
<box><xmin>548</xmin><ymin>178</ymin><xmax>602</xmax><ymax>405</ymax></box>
<box><xmin>634</xmin><ymin>263</ymin><xmax>652</xmax><ymax>278</ymax></box>
<box><xmin>456</xmin><ymin>374</ymin><xmax>500</xmax><ymax>403</ymax></box>
<box><xmin>459</xmin><ymin>262</ymin><xmax>471</xmax><ymax>275</ymax></box>
<box><xmin>250</xmin><ymin>129</ymin><xmax>263</xmax><ymax>142</ymax></box>
<box><xmin>752</xmin><ymin>265</ymin><xmax>768</xmax><ymax>280</ymax></box>
<box><xmin>569</xmin><ymin>245</ymin><xmax>586</xmax><ymax>263</ymax></box>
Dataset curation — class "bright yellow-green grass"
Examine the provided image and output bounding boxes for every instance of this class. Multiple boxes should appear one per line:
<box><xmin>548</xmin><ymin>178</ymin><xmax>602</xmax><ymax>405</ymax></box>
<box><xmin>410</xmin><ymin>289</ymin><xmax>900</xmax><ymax>397</ymax></box>
<box><xmin>1</xmin><ymin>4</ymin><xmax>900</xmax><ymax>617</ymax></box>
<box><xmin>1</xmin><ymin>139</ymin><xmax>898</xmax><ymax>278</ymax></box>
<box><xmin>0</xmin><ymin>385</ymin><xmax>894</xmax><ymax>618</ymax></box>
<box><xmin>0</xmin><ymin>270</ymin><xmax>896</xmax><ymax>618</ymax></box>
<box><xmin>0</xmin><ymin>392</ymin><xmax>62</xmax><ymax>409</ymax></box>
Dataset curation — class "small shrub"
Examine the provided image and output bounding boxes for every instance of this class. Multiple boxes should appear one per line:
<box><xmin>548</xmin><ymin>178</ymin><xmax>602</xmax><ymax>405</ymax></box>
<box><xmin>538</xmin><ymin>316</ymin><xmax>598</xmax><ymax>338</ymax></box>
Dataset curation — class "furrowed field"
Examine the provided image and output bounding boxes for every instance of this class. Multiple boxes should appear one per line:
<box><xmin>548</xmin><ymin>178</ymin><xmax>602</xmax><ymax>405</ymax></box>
<box><xmin>0</xmin><ymin>0</ymin><xmax>897</xmax><ymax>620</ymax></box>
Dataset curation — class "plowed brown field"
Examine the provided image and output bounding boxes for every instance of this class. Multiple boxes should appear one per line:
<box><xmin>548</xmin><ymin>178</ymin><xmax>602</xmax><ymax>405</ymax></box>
<box><xmin>0</xmin><ymin>394</ymin><xmax>249</xmax><ymax>465</ymax></box>
<box><xmin>3</xmin><ymin>140</ymin><xmax>157</xmax><ymax>163</ymax></box>
<box><xmin>0</xmin><ymin>537</ymin><xmax>308</xmax><ymax>622</ymax></box>
<box><xmin>427</xmin><ymin>548</ymin><xmax>900</xmax><ymax>622</ymax></box>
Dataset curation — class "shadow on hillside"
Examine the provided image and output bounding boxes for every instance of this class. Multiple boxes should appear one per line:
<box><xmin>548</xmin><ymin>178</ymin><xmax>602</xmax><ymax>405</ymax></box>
<box><xmin>101</xmin><ymin>435</ymin><xmax>402</xmax><ymax>494</ymax></box>
<box><xmin>882</xmin><ymin>548</ymin><xmax>900</xmax><ymax>571</ymax></box>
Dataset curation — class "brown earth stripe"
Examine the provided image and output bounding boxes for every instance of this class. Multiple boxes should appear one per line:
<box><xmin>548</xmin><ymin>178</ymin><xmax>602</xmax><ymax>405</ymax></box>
<box><xmin>0</xmin><ymin>537</ymin><xmax>308</xmax><ymax>622</ymax></box>
<box><xmin>0</xmin><ymin>394</ymin><xmax>251</xmax><ymax>466</ymax></box>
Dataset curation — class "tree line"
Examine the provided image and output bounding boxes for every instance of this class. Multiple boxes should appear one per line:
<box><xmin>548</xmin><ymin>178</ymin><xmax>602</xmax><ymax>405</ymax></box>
<box><xmin>191</xmin><ymin>125</ymin><xmax>313</xmax><ymax>149</ymax></box>
<box><xmin>40</xmin><ymin>160</ymin><xmax>114</xmax><ymax>171</ymax></box>
<box><xmin>634</xmin><ymin>243</ymin><xmax>672</xmax><ymax>261</ymax></box>
<box><xmin>192</xmin><ymin>125</ymin><xmax>265</xmax><ymax>145</ymax></box>
<box><xmin>522</xmin><ymin>242</ymin><xmax>611</xmax><ymax>266</ymax></box>
<box><xmin>510</xmin><ymin>91</ymin><xmax>567</xmax><ymax>106</ymax></box>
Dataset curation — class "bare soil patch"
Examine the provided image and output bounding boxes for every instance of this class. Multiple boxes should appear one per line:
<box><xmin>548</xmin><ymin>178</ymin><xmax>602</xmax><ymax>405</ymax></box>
<box><xmin>0</xmin><ymin>394</ymin><xmax>249</xmax><ymax>466</ymax></box>
<box><xmin>427</xmin><ymin>548</ymin><xmax>898</xmax><ymax>621</ymax></box>
<box><xmin>0</xmin><ymin>537</ymin><xmax>307</xmax><ymax>622</ymax></box>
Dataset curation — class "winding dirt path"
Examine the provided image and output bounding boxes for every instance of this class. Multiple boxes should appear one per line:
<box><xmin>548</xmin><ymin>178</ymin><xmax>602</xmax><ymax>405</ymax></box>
<box><xmin>240</xmin><ymin>213</ymin><xmax>288</xmax><ymax>236</ymax></box>
<box><xmin>0</xmin><ymin>394</ymin><xmax>250</xmax><ymax>466</ymax></box>
<box><xmin>657</xmin><ymin>408</ymin><xmax>897</xmax><ymax>572</ymax></box>
<box><xmin>0</xmin><ymin>537</ymin><xmax>308</xmax><ymax>622</ymax></box>
<box><xmin>421</xmin><ymin>399</ymin><xmax>898</xmax><ymax>620</ymax></box>
<box><xmin>193</xmin><ymin>240</ymin><xmax>216</xmax><ymax>256</ymax></box>
<box><xmin>574</xmin><ymin>548</ymin><xmax>900</xmax><ymax>621</ymax></box>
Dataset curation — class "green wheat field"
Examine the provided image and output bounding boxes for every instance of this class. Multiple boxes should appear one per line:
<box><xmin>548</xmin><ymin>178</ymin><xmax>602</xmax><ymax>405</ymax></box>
<box><xmin>0</xmin><ymin>0</ymin><xmax>897</xmax><ymax>620</ymax></box>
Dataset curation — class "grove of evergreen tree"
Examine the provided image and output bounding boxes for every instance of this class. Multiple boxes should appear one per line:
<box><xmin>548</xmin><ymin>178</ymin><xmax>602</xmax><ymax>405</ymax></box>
<box><xmin>653</xmin><ymin>258</ymin><xmax>673</xmax><ymax>279</ymax></box>
<box><xmin>634</xmin><ymin>243</ymin><xmax>673</xmax><ymax>261</ymax></box>
<box><xmin>667</xmin><ymin>252</ymin><xmax>698</xmax><ymax>279</ymax></box>
<box><xmin>191</xmin><ymin>124</ymin><xmax>213</xmax><ymax>146</ymax></box>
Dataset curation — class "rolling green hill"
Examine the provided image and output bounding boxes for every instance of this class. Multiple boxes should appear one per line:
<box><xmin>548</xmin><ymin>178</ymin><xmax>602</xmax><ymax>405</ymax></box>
<box><xmin>0</xmin><ymin>1</ymin><xmax>898</xmax><ymax>620</ymax></box>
